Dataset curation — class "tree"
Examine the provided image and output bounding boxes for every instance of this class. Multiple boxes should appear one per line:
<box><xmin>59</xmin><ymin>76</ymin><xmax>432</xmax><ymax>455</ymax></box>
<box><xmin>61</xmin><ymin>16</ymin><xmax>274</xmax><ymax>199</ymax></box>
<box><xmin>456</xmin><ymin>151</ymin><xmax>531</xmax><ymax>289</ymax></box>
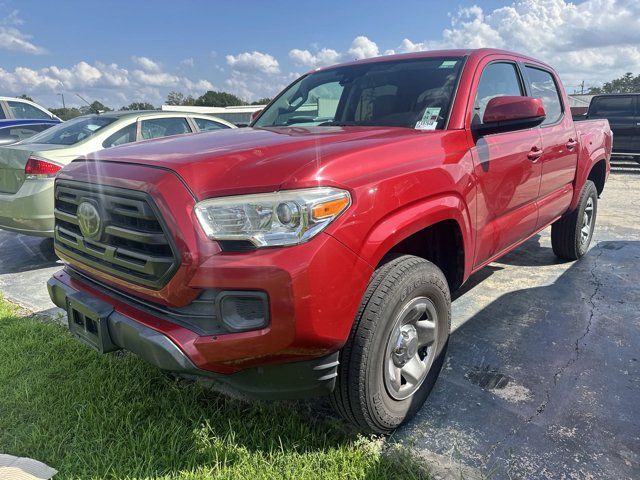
<box><xmin>49</xmin><ymin>107</ymin><xmax>83</xmax><ymax>121</ymax></box>
<box><xmin>166</xmin><ymin>91</ymin><xmax>185</xmax><ymax>105</ymax></box>
<box><xmin>251</xmin><ymin>98</ymin><xmax>272</xmax><ymax>105</ymax></box>
<box><xmin>18</xmin><ymin>94</ymin><xmax>34</xmax><ymax>102</ymax></box>
<box><xmin>121</xmin><ymin>102</ymin><xmax>156</xmax><ymax>111</ymax></box>
<box><xmin>588</xmin><ymin>72</ymin><xmax>640</xmax><ymax>94</ymax></box>
<box><xmin>195</xmin><ymin>90</ymin><xmax>246</xmax><ymax>107</ymax></box>
<box><xmin>82</xmin><ymin>101</ymin><xmax>112</xmax><ymax>114</ymax></box>
<box><xmin>165</xmin><ymin>91</ymin><xmax>196</xmax><ymax>106</ymax></box>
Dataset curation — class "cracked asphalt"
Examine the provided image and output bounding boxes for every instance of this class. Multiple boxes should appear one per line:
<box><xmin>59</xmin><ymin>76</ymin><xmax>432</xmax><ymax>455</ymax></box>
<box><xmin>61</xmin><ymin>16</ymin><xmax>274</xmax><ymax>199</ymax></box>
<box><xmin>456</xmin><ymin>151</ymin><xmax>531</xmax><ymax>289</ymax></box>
<box><xmin>394</xmin><ymin>173</ymin><xmax>640</xmax><ymax>479</ymax></box>
<box><xmin>0</xmin><ymin>174</ymin><xmax>638</xmax><ymax>479</ymax></box>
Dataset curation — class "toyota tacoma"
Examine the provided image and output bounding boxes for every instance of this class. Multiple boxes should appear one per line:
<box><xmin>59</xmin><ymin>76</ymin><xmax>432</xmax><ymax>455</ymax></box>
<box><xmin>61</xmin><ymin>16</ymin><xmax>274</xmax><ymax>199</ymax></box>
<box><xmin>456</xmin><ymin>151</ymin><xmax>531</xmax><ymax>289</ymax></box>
<box><xmin>48</xmin><ymin>49</ymin><xmax>612</xmax><ymax>433</ymax></box>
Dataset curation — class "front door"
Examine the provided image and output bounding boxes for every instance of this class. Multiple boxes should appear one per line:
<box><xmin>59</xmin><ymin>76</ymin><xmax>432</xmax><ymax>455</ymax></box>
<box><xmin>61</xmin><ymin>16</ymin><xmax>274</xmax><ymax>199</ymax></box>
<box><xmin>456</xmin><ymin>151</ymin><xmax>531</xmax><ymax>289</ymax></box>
<box><xmin>468</xmin><ymin>60</ymin><xmax>543</xmax><ymax>267</ymax></box>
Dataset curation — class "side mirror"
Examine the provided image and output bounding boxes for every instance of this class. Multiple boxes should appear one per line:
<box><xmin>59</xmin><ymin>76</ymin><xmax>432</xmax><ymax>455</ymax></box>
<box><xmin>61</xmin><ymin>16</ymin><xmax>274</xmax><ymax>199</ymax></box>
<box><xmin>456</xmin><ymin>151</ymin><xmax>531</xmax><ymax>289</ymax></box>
<box><xmin>250</xmin><ymin>109</ymin><xmax>263</xmax><ymax>124</ymax></box>
<box><xmin>474</xmin><ymin>96</ymin><xmax>545</xmax><ymax>136</ymax></box>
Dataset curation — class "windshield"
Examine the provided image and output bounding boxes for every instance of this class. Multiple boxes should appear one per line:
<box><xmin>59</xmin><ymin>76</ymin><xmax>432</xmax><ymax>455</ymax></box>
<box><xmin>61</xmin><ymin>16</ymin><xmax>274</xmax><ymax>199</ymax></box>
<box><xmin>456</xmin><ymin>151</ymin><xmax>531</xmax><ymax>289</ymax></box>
<box><xmin>25</xmin><ymin>116</ymin><xmax>118</xmax><ymax>145</ymax></box>
<box><xmin>254</xmin><ymin>57</ymin><xmax>464</xmax><ymax>130</ymax></box>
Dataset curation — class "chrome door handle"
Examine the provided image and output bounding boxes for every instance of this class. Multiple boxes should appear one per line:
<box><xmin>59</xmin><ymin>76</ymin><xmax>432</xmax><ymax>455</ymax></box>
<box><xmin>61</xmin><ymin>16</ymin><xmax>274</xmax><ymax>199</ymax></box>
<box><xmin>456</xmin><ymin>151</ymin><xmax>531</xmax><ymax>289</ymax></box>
<box><xmin>566</xmin><ymin>139</ymin><xmax>578</xmax><ymax>150</ymax></box>
<box><xmin>527</xmin><ymin>147</ymin><xmax>543</xmax><ymax>161</ymax></box>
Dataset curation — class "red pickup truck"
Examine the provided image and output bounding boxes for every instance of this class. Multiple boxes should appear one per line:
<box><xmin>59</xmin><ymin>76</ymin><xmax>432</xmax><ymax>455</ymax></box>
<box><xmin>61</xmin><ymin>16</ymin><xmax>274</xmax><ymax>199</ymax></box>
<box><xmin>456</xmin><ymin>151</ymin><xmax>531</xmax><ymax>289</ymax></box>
<box><xmin>48</xmin><ymin>49</ymin><xmax>611</xmax><ymax>433</ymax></box>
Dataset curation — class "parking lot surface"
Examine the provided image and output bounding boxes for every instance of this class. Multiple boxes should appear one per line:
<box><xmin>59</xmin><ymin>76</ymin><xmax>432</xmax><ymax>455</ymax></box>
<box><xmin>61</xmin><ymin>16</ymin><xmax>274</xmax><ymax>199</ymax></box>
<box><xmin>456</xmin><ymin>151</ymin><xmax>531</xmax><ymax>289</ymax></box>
<box><xmin>0</xmin><ymin>173</ymin><xmax>638</xmax><ymax>479</ymax></box>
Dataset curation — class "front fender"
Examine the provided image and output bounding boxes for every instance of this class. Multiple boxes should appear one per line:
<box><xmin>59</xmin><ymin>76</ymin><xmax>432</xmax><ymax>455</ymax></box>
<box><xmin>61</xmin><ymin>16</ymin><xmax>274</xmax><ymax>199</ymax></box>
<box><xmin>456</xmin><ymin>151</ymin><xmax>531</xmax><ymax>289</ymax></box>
<box><xmin>352</xmin><ymin>193</ymin><xmax>473</xmax><ymax>278</ymax></box>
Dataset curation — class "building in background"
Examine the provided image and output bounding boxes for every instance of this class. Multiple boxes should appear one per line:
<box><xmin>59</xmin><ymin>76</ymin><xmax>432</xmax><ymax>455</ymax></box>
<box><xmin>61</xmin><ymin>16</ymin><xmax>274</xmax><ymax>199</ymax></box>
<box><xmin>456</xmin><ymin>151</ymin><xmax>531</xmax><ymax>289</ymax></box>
<box><xmin>568</xmin><ymin>94</ymin><xmax>595</xmax><ymax>116</ymax></box>
<box><xmin>161</xmin><ymin>105</ymin><xmax>265</xmax><ymax>126</ymax></box>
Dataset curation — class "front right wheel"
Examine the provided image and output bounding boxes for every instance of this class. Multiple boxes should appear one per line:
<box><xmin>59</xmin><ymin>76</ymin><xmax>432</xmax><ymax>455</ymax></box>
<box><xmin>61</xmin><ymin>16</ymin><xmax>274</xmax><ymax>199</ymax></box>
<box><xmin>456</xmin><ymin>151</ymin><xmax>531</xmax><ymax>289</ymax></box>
<box><xmin>331</xmin><ymin>255</ymin><xmax>450</xmax><ymax>434</ymax></box>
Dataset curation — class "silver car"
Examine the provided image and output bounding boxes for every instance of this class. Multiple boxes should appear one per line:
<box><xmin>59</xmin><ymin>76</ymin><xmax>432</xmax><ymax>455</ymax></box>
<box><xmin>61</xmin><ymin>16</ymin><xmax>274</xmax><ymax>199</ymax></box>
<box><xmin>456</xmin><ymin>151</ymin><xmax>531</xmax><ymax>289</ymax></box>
<box><xmin>0</xmin><ymin>110</ymin><xmax>235</xmax><ymax>237</ymax></box>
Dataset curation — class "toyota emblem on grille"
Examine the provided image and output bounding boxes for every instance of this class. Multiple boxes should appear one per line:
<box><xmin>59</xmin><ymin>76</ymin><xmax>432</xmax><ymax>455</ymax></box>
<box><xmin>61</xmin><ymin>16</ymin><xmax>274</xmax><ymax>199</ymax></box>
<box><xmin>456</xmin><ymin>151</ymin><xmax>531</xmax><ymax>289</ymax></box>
<box><xmin>77</xmin><ymin>201</ymin><xmax>103</xmax><ymax>239</ymax></box>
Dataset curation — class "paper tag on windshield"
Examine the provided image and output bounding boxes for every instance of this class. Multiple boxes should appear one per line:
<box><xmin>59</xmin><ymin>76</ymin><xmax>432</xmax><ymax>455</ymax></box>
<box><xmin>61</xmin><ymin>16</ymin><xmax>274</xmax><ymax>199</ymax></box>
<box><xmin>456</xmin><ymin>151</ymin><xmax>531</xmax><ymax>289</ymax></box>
<box><xmin>439</xmin><ymin>60</ymin><xmax>457</xmax><ymax>69</ymax></box>
<box><xmin>415</xmin><ymin>107</ymin><xmax>441</xmax><ymax>130</ymax></box>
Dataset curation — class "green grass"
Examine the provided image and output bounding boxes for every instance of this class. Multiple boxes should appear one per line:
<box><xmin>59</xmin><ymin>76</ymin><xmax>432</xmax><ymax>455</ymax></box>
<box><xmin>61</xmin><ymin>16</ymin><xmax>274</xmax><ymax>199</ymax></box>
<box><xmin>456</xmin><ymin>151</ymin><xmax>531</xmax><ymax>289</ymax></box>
<box><xmin>0</xmin><ymin>299</ymin><xmax>426</xmax><ymax>479</ymax></box>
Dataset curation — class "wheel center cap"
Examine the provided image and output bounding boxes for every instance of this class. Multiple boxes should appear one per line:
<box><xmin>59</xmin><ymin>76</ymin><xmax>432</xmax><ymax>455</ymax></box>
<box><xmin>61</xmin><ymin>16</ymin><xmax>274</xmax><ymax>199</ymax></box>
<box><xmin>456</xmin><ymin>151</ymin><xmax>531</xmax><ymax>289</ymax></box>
<box><xmin>392</xmin><ymin>324</ymin><xmax>419</xmax><ymax>366</ymax></box>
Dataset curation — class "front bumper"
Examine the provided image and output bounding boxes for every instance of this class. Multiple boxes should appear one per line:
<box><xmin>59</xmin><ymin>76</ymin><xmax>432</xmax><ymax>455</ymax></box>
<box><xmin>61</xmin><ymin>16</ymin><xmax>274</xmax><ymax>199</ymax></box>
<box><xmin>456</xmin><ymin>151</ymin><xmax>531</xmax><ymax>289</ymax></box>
<box><xmin>48</xmin><ymin>275</ymin><xmax>340</xmax><ymax>399</ymax></box>
<box><xmin>0</xmin><ymin>178</ymin><xmax>55</xmax><ymax>237</ymax></box>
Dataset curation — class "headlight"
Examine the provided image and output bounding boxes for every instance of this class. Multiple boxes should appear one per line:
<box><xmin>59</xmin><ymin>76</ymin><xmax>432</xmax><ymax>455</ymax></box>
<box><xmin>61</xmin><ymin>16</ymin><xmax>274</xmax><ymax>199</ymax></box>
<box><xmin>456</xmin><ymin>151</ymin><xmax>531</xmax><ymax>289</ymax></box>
<box><xmin>194</xmin><ymin>187</ymin><xmax>351</xmax><ymax>247</ymax></box>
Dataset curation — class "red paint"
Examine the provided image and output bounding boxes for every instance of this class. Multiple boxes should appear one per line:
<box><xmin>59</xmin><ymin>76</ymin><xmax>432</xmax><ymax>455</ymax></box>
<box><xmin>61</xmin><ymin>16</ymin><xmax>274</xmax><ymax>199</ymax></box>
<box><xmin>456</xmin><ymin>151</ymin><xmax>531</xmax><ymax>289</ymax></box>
<box><xmin>482</xmin><ymin>96</ymin><xmax>545</xmax><ymax>124</ymax></box>
<box><xmin>52</xmin><ymin>49</ymin><xmax>612</xmax><ymax>374</ymax></box>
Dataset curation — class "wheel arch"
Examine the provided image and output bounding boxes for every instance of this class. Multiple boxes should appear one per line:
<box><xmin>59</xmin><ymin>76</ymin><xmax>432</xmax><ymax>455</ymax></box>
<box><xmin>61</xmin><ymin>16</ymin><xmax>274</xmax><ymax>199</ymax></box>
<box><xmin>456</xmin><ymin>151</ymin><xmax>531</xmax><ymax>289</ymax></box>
<box><xmin>358</xmin><ymin>194</ymin><xmax>473</xmax><ymax>291</ymax></box>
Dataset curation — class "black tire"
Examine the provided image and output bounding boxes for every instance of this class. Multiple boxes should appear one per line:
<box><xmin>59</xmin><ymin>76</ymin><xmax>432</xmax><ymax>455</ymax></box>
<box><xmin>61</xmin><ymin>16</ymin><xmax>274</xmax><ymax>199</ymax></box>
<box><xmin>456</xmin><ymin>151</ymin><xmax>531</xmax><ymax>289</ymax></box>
<box><xmin>551</xmin><ymin>180</ymin><xmax>598</xmax><ymax>260</ymax></box>
<box><xmin>330</xmin><ymin>255</ymin><xmax>451</xmax><ymax>434</ymax></box>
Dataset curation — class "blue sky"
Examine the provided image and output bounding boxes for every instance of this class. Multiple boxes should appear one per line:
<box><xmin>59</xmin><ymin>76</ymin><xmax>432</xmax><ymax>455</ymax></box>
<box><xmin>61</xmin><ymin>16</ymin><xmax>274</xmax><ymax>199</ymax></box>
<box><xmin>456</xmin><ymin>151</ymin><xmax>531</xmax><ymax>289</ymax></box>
<box><xmin>1</xmin><ymin>0</ymin><xmax>639</xmax><ymax>108</ymax></box>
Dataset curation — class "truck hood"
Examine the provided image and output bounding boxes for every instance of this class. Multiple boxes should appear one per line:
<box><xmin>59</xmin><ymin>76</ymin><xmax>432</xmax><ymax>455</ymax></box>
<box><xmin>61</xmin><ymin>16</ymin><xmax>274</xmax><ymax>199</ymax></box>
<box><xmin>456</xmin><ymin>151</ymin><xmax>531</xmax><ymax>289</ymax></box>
<box><xmin>83</xmin><ymin>126</ymin><xmax>426</xmax><ymax>199</ymax></box>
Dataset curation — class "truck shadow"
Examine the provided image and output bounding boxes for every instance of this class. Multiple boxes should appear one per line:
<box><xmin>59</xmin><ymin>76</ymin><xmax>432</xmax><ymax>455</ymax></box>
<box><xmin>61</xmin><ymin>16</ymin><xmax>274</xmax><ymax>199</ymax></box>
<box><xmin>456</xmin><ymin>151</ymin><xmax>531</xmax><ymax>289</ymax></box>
<box><xmin>396</xmin><ymin>240</ymin><xmax>640</xmax><ymax>479</ymax></box>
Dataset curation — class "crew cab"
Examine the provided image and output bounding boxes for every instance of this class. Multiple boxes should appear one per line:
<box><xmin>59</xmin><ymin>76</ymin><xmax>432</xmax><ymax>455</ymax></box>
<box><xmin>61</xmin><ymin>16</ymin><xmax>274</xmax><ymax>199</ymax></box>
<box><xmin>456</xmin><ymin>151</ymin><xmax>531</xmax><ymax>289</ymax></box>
<box><xmin>47</xmin><ymin>49</ymin><xmax>611</xmax><ymax>433</ymax></box>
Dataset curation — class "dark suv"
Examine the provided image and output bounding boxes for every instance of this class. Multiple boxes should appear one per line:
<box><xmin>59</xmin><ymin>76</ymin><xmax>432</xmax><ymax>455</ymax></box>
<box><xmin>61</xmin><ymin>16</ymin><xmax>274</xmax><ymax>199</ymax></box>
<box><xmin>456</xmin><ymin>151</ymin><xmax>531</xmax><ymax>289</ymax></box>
<box><xmin>586</xmin><ymin>94</ymin><xmax>640</xmax><ymax>160</ymax></box>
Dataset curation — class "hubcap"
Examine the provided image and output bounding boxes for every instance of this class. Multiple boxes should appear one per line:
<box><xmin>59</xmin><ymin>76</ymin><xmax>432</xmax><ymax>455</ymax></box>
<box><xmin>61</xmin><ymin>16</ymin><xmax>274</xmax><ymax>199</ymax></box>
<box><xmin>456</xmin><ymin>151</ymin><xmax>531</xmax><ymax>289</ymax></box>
<box><xmin>581</xmin><ymin>197</ymin><xmax>594</xmax><ymax>246</ymax></box>
<box><xmin>384</xmin><ymin>297</ymin><xmax>439</xmax><ymax>400</ymax></box>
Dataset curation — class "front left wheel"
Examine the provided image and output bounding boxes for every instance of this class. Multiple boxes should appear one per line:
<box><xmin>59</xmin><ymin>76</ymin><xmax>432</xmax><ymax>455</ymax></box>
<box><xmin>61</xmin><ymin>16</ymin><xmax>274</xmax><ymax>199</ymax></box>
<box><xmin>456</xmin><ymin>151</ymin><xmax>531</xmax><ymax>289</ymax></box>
<box><xmin>331</xmin><ymin>255</ymin><xmax>450</xmax><ymax>434</ymax></box>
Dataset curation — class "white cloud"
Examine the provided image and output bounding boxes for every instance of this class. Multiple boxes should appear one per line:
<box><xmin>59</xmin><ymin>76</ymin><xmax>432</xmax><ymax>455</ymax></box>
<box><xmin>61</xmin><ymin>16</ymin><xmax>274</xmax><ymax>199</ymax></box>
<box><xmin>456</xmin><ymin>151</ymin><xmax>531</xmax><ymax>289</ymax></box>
<box><xmin>289</xmin><ymin>48</ymin><xmax>341</xmax><ymax>68</ymax></box>
<box><xmin>397</xmin><ymin>0</ymin><xmax>640</xmax><ymax>87</ymax></box>
<box><xmin>0</xmin><ymin>10</ymin><xmax>45</xmax><ymax>54</ymax></box>
<box><xmin>132</xmin><ymin>56</ymin><xmax>162</xmax><ymax>73</ymax></box>
<box><xmin>226</xmin><ymin>51</ymin><xmax>280</xmax><ymax>74</ymax></box>
<box><xmin>346</xmin><ymin>36</ymin><xmax>379</xmax><ymax>60</ymax></box>
<box><xmin>289</xmin><ymin>36</ymin><xmax>380</xmax><ymax>68</ymax></box>
<box><xmin>0</xmin><ymin>58</ymin><xmax>215</xmax><ymax>107</ymax></box>
<box><xmin>180</xmin><ymin>57</ymin><xmax>195</xmax><ymax>68</ymax></box>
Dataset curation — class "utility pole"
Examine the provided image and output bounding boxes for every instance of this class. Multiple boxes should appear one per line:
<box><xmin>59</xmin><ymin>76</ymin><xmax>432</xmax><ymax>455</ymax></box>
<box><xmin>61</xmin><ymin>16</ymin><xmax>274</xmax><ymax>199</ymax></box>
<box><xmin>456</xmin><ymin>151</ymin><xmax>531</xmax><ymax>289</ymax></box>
<box><xmin>580</xmin><ymin>80</ymin><xmax>585</xmax><ymax>95</ymax></box>
<box><xmin>57</xmin><ymin>93</ymin><xmax>66</xmax><ymax>110</ymax></box>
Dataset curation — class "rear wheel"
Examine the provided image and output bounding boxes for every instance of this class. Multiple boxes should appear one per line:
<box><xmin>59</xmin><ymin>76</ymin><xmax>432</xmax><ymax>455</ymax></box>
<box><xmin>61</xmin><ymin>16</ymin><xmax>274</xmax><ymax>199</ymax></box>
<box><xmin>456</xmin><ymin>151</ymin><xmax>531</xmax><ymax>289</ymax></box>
<box><xmin>551</xmin><ymin>180</ymin><xmax>598</xmax><ymax>260</ymax></box>
<box><xmin>331</xmin><ymin>255</ymin><xmax>450</xmax><ymax>433</ymax></box>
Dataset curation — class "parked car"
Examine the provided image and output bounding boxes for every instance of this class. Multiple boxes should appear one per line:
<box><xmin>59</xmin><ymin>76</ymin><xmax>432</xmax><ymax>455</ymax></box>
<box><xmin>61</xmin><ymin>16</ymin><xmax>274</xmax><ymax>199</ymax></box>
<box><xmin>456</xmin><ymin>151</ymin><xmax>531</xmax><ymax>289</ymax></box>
<box><xmin>0</xmin><ymin>111</ymin><xmax>234</xmax><ymax>237</ymax></box>
<box><xmin>47</xmin><ymin>49</ymin><xmax>611</xmax><ymax>433</ymax></box>
<box><xmin>0</xmin><ymin>97</ymin><xmax>61</xmax><ymax>145</ymax></box>
<box><xmin>0</xmin><ymin>96</ymin><xmax>60</xmax><ymax>123</ymax></box>
<box><xmin>584</xmin><ymin>94</ymin><xmax>640</xmax><ymax>162</ymax></box>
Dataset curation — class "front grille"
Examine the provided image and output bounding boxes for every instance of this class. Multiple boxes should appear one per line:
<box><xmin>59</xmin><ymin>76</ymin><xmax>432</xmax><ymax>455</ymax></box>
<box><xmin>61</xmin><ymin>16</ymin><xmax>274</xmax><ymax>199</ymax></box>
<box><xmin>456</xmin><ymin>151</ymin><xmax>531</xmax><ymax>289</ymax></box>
<box><xmin>54</xmin><ymin>180</ymin><xmax>179</xmax><ymax>289</ymax></box>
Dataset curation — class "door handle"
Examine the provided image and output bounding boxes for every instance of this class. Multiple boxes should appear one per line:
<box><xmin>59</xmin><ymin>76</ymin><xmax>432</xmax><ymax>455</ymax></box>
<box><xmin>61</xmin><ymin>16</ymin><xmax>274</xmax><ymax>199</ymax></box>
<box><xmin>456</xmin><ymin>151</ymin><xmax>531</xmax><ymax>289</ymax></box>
<box><xmin>566</xmin><ymin>139</ymin><xmax>578</xmax><ymax>150</ymax></box>
<box><xmin>527</xmin><ymin>146</ymin><xmax>543</xmax><ymax>161</ymax></box>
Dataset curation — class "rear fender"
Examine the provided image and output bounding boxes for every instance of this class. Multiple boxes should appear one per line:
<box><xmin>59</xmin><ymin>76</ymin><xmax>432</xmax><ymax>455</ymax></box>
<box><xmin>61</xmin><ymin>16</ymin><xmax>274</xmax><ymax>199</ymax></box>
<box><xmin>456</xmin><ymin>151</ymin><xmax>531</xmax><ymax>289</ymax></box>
<box><xmin>570</xmin><ymin>127</ymin><xmax>611</xmax><ymax>210</ymax></box>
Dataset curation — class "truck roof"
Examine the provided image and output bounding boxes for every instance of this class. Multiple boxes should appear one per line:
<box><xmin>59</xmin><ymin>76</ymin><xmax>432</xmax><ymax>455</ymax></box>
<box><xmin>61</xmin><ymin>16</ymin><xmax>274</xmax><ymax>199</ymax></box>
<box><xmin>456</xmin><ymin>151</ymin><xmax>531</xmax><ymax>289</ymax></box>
<box><xmin>315</xmin><ymin>48</ymin><xmax>554</xmax><ymax>73</ymax></box>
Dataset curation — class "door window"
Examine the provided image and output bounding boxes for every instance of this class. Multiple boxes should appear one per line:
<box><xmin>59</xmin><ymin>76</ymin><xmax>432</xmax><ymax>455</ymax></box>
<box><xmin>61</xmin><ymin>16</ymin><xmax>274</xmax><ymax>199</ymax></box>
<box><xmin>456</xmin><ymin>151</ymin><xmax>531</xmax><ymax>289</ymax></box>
<box><xmin>526</xmin><ymin>66</ymin><xmax>563</xmax><ymax>125</ymax></box>
<box><xmin>589</xmin><ymin>96</ymin><xmax>636</xmax><ymax>117</ymax></box>
<box><xmin>194</xmin><ymin>118</ymin><xmax>230</xmax><ymax>131</ymax></box>
<box><xmin>0</xmin><ymin>105</ymin><xmax>5</xmax><ymax>119</ymax></box>
<box><xmin>473</xmin><ymin>63</ymin><xmax>524</xmax><ymax>125</ymax></box>
<box><xmin>7</xmin><ymin>101</ymin><xmax>51</xmax><ymax>120</ymax></box>
<box><xmin>140</xmin><ymin>117</ymin><xmax>191</xmax><ymax>140</ymax></box>
<box><xmin>103</xmin><ymin>123</ymin><xmax>137</xmax><ymax>148</ymax></box>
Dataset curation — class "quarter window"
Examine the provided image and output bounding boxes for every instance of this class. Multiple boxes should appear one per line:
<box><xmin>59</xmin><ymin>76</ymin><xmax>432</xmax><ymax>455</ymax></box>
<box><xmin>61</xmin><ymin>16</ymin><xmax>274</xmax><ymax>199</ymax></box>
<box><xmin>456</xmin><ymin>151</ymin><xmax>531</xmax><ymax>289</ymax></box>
<box><xmin>7</xmin><ymin>101</ymin><xmax>50</xmax><ymax>120</ymax></box>
<box><xmin>526</xmin><ymin>66</ymin><xmax>563</xmax><ymax>125</ymax></box>
<box><xmin>140</xmin><ymin>117</ymin><xmax>191</xmax><ymax>140</ymax></box>
<box><xmin>194</xmin><ymin>118</ymin><xmax>230</xmax><ymax>131</ymax></box>
<box><xmin>473</xmin><ymin>63</ymin><xmax>524</xmax><ymax>125</ymax></box>
<box><xmin>103</xmin><ymin>123</ymin><xmax>137</xmax><ymax>148</ymax></box>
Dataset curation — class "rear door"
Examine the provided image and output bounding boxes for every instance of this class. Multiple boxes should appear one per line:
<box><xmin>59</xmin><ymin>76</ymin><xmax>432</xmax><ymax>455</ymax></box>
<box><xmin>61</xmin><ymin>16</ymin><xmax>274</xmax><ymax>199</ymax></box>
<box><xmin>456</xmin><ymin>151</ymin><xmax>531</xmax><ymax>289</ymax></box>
<box><xmin>523</xmin><ymin>65</ymin><xmax>577</xmax><ymax>228</ymax></box>
<box><xmin>468</xmin><ymin>59</ymin><xmax>543</xmax><ymax>267</ymax></box>
<box><xmin>588</xmin><ymin>95</ymin><xmax>638</xmax><ymax>153</ymax></box>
